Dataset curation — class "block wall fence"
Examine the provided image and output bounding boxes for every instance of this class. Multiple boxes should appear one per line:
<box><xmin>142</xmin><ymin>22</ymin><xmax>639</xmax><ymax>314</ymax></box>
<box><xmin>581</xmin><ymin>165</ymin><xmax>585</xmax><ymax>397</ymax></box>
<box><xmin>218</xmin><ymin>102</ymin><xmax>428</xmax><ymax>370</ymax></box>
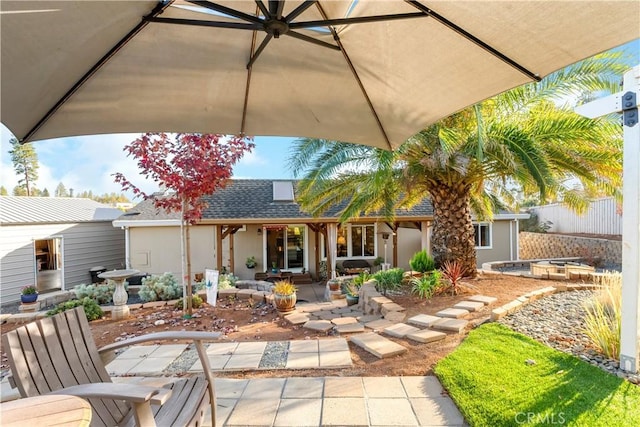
<box><xmin>519</xmin><ymin>232</ymin><xmax>621</xmax><ymax>266</ymax></box>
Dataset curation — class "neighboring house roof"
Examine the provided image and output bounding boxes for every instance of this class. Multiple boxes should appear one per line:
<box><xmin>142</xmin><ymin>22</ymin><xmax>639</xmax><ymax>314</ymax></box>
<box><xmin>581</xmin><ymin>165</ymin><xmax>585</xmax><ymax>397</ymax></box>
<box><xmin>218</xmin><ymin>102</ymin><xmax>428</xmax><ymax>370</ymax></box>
<box><xmin>114</xmin><ymin>179</ymin><xmax>434</xmax><ymax>226</ymax></box>
<box><xmin>0</xmin><ymin>196</ymin><xmax>123</xmax><ymax>225</ymax></box>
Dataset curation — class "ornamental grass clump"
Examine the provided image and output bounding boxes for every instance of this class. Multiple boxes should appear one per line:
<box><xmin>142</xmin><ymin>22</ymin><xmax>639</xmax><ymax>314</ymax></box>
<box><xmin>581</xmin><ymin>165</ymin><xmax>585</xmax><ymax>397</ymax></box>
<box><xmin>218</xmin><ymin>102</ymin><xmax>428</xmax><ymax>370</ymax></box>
<box><xmin>583</xmin><ymin>271</ymin><xmax>621</xmax><ymax>359</ymax></box>
<box><xmin>273</xmin><ymin>280</ymin><xmax>297</xmax><ymax>295</ymax></box>
<box><xmin>410</xmin><ymin>270</ymin><xmax>442</xmax><ymax>299</ymax></box>
<box><xmin>373</xmin><ymin>268</ymin><xmax>404</xmax><ymax>295</ymax></box>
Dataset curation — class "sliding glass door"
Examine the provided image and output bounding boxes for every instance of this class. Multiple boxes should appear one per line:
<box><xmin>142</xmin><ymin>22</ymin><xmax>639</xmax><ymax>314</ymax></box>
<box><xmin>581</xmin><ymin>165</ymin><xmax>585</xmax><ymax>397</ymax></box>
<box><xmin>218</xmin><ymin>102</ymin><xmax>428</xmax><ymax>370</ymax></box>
<box><xmin>265</xmin><ymin>225</ymin><xmax>305</xmax><ymax>271</ymax></box>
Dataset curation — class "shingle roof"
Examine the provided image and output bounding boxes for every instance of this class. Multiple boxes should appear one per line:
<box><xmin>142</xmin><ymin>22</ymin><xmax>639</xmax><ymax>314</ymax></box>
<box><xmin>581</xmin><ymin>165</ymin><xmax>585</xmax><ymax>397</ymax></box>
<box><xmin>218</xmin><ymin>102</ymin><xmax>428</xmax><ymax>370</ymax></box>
<box><xmin>118</xmin><ymin>179</ymin><xmax>434</xmax><ymax>222</ymax></box>
<box><xmin>0</xmin><ymin>196</ymin><xmax>123</xmax><ymax>225</ymax></box>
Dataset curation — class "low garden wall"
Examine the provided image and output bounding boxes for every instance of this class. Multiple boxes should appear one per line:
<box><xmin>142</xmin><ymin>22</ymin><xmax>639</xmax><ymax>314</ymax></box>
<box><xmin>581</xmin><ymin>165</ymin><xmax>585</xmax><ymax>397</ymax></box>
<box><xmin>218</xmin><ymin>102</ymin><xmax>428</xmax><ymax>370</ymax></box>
<box><xmin>519</xmin><ymin>232</ymin><xmax>621</xmax><ymax>266</ymax></box>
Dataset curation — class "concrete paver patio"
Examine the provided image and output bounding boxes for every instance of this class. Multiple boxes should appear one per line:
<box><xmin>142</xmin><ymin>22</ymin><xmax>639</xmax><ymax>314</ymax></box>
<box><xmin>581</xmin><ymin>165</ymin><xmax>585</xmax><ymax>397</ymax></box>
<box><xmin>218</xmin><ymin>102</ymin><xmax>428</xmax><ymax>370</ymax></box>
<box><xmin>0</xmin><ymin>281</ymin><xmax>477</xmax><ymax>425</ymax></box>
<box><xmin>106</xmin><ymin>375</ymin><xmax>467</xmax><ymax>426</ymax></box>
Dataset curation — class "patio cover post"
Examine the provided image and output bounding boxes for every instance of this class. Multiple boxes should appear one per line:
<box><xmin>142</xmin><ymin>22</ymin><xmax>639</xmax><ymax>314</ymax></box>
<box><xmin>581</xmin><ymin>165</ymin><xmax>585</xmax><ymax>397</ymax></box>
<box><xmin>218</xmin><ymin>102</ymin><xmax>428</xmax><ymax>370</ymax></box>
<box><xmin>577</xmin><ymin>65</ymin><xmax>640</xmax><ymax>373</ymax></box>
<box><xmin>327</xmin><ymin>223</ymin><xmax>338</xmax><ymax>279</ymax></box>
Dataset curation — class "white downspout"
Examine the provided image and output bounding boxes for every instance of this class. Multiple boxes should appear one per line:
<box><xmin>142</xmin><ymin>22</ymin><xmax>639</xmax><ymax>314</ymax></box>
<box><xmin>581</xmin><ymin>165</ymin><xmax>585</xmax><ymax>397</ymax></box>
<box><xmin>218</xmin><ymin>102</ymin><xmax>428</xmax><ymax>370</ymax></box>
<box><xmin>124</xmin><ymin>227</ymin><xmax>131</xmax><ymax>269</ymax></box>
<box><xmin>515</xmin><ymin>219</ymin><xmax>521</xmax><ymax>260</ymax></box>
<box><xmin>509</xmin><ymin>220</ymin><xmax>514</xmax><ymax>261</ymax></box>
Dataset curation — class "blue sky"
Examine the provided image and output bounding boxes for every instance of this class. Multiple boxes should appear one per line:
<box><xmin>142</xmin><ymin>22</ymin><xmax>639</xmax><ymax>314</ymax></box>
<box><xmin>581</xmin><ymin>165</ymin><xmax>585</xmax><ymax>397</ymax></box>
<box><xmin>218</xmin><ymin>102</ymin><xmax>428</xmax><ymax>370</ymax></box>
<box><xmin>2</xmin><ymin>40</ymin><xmax>638</xmax><ymax>201</ymax></box>
<box><xmin>0</xmin><ymin>127</ymin><xmax>297</xmax><ymax>199</ymax></box>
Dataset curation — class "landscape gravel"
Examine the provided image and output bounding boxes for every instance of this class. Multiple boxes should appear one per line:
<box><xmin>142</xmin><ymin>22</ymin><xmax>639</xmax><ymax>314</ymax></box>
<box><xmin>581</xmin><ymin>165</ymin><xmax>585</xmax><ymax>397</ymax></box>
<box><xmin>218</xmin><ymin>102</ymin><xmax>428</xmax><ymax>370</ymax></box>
<box><xmin>258</xmin><ymin>341</ymin><xmax>289</xmax><ymax>369</ymax></box>
<box><xmin>499</xmin><ymin>289</ymin><xmax>640</xmax><ymax>385</ymax></box>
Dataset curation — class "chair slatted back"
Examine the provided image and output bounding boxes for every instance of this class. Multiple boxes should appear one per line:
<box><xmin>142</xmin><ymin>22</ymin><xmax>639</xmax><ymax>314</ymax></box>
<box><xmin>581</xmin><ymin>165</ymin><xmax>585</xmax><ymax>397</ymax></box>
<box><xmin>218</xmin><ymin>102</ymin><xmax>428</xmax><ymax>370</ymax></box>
<box><xmin>2</xmin><ymin>307</ymin><xmax>130</xmax><ymax>426</ymax></box>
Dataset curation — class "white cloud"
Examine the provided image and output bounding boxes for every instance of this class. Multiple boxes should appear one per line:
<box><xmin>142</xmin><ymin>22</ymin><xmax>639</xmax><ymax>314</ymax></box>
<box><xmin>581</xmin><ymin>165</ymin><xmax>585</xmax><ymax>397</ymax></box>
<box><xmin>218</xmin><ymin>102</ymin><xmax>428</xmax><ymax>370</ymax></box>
<box><xmin>0</xmin><ymin>128</ymin><xmax>294</xmax><ymax>198</ymax></box>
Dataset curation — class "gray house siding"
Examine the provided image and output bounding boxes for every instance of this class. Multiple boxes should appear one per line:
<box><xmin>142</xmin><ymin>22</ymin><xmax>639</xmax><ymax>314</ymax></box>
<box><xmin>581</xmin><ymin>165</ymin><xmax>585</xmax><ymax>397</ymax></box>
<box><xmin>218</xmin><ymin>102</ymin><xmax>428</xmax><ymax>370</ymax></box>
<box><xmin>0</xmin><ymin>222</ymin><xmax>125</xmax><ymax>303</ymax></box>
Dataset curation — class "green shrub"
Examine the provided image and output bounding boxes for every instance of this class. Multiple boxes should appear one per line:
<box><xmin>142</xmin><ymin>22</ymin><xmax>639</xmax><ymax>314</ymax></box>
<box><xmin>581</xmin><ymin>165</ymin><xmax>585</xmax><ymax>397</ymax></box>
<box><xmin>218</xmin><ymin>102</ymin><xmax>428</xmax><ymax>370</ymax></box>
<box><xmin>318</xmin><ymin>260</ymin><xmax>328</xmax><ymax>280</ymax></box>
<box><xmin>46</xmin><ymin>297</ymin><xmax>104</xmax><ymax>321</ymax></box>
<box><xmin>409</xmin><ymin>250</ymin><xmax>435</xmax><ymax>273</ymax></box>
<box><xmin>353</xmin><ymin>271</ymin><xmax>370</xmax><ymax>287</ymax></box>
<box><xmin>174</xmin><ymin>294</ymin><xmax>203</xmax><ymax>310</ymax></box>
<box><xmin>139</xmin><ymin>273</ymin><xmax>181</xmax><ymax>302</ymax></box>
<box><xmin>74</xmin><ymin>281</ymin><xmax>124</xmax><ymax>305</ymax></box>
<box><xmin>584</xmin><ymin>271</ymin><xmax>621</xmax><ymax>359</ymax></box>
<box><xmin>410</xmin><ymin>271</ymin><xmax>442</xmax><ymax>299</ymax></box>
<box><xmin>373</xmin><ymin>268</ymin><xmax>404</xmax><ymax>295</ymax></box>
<box><xmin>218</xmin><ymin>273</ymin><xmax>238</xmax><ymax>290</ymax></box>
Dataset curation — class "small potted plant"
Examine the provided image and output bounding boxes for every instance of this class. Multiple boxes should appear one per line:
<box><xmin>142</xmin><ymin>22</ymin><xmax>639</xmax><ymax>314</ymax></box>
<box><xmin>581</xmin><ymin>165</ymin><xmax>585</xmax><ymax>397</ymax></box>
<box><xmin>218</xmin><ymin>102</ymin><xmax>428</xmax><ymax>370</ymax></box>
<box><xmin>327</xmin><ymin>279</ymin><xmax>340</xmax><ymax>291</ymax></box>
<box><xmin>20</xmin><ymin>284</ymin><xmax>38</xmax><ymax>304</ymax></box>
<box><xmin>272</xmin><ymin>280</ymin><xmax>297</xmax><ymax>313</ymax></box>
<box><xmin>345</xmin><ymin>282</ymin><xmax>360</xmax><ymax>306</ymax></box>
<box><xmin>245</xmin><ymin>256</ymin><xmax>257</xmax><ymax>269</ymax></box>
<box><xmin>271</xmin><ymin>261</ymin><xmax>279</xmax><ymax>274</ymax></box>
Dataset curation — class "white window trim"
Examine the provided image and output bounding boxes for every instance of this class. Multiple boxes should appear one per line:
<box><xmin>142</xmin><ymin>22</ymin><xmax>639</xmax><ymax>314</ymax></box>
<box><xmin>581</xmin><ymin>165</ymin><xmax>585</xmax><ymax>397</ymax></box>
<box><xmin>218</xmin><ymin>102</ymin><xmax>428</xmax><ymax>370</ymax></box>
<box><xmin>321</xmin><ymin>223</ymin><xmax>378</xmax><ymax>260</ymax></box>
<box><xmin>474</xmin><ymin>222</ymin><xmax>493</xmax><ymax>249</ymax></box>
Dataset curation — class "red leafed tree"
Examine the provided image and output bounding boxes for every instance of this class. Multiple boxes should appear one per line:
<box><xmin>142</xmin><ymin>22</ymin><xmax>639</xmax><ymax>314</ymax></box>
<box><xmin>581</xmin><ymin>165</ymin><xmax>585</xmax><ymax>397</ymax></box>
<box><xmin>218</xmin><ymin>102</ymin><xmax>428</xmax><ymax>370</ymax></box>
<box><xmin>114</xmin><ymin>133</ymin><xmax>254</xmax><ymax>316</ymax></box>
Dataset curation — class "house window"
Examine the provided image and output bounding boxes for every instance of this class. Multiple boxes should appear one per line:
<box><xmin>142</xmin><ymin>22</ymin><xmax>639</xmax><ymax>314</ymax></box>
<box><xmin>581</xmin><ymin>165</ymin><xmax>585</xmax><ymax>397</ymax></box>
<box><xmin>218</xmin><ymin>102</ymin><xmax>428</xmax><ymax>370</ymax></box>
<box><xmin>351</xmin><ymin>225</ymin><xmax>375</xmax><ymax>257</ymax></box>
<box><xmin>474</xmin><ymin>223</ymin><xmax>492</xmax><ymax>249</ymax></box>
<box><xmin>324</xmin><ymin>224</ymin><xmax>376</xmax><ymax>258</ymax></box>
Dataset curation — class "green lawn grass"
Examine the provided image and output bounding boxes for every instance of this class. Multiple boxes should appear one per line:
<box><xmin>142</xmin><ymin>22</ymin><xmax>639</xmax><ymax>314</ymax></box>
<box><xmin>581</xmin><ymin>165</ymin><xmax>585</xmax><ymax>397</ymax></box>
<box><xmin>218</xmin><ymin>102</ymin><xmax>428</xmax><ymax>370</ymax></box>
<box><xmin>434</xmin><ymin>323</ymin><xmax>640</xmax><ymax>426</ymax></box>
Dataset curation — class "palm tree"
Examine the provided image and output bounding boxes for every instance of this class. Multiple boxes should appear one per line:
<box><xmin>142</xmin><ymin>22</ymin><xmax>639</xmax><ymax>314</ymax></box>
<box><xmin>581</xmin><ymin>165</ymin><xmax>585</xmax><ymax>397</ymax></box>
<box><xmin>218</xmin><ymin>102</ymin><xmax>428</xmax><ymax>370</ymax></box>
<box><xmin>288</xmin><ymin>52</ymin><xmax>627</xmax><ymax>277</ymax></box>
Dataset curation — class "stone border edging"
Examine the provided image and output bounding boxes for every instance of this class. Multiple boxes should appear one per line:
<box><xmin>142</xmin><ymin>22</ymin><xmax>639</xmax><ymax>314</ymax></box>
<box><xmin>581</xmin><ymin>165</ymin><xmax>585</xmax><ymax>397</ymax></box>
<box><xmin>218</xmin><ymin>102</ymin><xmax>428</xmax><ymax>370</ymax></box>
<box><xmin>489</xmin><ymin>282</ymin><xmax>602</xmax><ymax>321</ymax></box>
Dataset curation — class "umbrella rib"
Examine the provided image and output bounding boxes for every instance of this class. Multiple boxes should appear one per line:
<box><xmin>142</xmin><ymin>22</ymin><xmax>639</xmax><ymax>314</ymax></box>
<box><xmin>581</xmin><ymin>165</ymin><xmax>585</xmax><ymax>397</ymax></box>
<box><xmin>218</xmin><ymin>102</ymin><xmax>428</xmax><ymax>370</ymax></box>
<box><xmin>20</xmin><ymin>0</ymin><xmax>173</xmax><ymax>143</ymax></box>
<box><xmin>288</xmin><ymin>12</ymin><xmax>427</xmax><ymax>29</ymax></box>
<box><xmin>285</xmin><ymin>31</ymin><xmax>340</xmax><ymax>51</ymax></box>
<box><xmin>406</xmin><ymin>0</ymin><xmax>541</xmax><ymax>82</ymax></box>
<box><xmin>314</xmin><ymin>2</ymin><xmax>393</xmax><ymax>150</ymax></box>
<box><xmin>254</xmin><ymin>0</ymin><xmax>270</xmax><ymax>18</ymax></box>
<box><xmin>247</xmin><ymin>34</ymin><xmax>274</xmax><ymax>69</ymax></box>
<box><xmin>269</xmin><ymin>0</ymin><xmax>285</xmax><ymax>20</ymax></box>
<box><xmin>241</xmin><ymin>5</ymin><xmax>262</xmax><ymax>135</ymax></box>
<box><xmin>186</xmin><ymin>0</ymin><xmax>264</xmax><ymax>24</ymax></box>
<box><xmin>147</xmin><ymin>16</ymin><xmax>260</xmax><ymax>30</ymax></box>
<box><xmin>285</xmin><ymin>1</ymin><xmax>317</xmax><ymax>22</ymax></box>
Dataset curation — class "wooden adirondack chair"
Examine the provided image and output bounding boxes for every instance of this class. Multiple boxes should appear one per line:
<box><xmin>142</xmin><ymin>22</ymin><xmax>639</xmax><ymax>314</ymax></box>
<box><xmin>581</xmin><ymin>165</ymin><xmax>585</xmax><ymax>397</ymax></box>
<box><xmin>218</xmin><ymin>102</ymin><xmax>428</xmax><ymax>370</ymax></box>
<box><xmin>2</xmin><ymin>307</ymin><xmax>221</xmax><ymax>426</ymax></box>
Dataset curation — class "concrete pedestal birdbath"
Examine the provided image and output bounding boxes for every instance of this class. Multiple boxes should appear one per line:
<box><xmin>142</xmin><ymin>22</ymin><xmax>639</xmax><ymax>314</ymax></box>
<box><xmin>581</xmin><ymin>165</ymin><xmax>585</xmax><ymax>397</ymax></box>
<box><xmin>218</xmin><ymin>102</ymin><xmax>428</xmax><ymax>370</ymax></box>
<box><xmin>98</xmin><ymin>269</ymin><xmax>140</xmax><ymax>320</ymax></box>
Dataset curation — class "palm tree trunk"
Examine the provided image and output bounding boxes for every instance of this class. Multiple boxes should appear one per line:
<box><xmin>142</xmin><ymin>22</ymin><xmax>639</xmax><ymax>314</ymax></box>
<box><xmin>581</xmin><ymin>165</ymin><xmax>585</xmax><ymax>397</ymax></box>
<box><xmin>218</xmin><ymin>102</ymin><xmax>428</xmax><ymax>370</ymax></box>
<box><xmin>429</xmin><ymin>183</ymin><xmax>477</xmax><ymax>278</ymax></box>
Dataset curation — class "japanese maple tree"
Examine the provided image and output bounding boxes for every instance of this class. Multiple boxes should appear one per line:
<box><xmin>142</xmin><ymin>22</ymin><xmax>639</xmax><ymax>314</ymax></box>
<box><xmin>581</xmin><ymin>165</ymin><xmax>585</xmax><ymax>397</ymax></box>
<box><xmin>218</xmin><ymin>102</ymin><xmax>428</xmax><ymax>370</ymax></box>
<box><xmin>114</xmin><ymin>133</ymin><xmax>254</xmax><ymax>316</ymax></box>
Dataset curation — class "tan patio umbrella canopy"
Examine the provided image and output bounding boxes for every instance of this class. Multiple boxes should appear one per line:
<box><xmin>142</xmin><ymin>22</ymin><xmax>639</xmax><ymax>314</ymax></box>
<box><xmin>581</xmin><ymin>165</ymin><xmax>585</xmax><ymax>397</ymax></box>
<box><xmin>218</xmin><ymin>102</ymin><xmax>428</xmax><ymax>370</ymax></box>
<box><xmin>1</xmin><ymin>0</ymin><xmax>638</xmax><ymax>149</ymax></box>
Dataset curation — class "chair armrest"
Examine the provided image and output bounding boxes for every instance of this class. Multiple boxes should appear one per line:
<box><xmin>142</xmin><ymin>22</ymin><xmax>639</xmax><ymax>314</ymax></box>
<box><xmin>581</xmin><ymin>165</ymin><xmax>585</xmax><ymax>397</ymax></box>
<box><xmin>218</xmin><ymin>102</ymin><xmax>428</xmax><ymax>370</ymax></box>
<box><xmin>98</xmin><ymin>331</ymin><xmax>221</xmax><ymax>354</ymax></box>
<box><xmin>47</xmin><ymin>383</ymin><xmax>171</xmax><ymax>405</ymax></box>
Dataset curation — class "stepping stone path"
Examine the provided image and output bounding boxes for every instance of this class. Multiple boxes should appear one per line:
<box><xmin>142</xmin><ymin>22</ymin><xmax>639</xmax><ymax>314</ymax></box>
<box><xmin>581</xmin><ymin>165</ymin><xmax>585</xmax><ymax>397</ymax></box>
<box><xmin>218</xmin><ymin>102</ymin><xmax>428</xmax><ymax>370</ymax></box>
<box><xmin>407</xmin><ymin>314</ymin><xmax>441</xmax><ymax>328</ymax></box>
<box><xmin>365</xmin><ymin>319</ymin><xmax>395</xmax><ymax>330</ymax></box>
<box><xmin>436</xmin><ymin>308</ymin><xmax>470</xmax><ymax>319</ymax></box>
<box><xmin>406</xmin><ymin>330</ymin><xmax>447</xmax><ymax>344</ymax></box>
<box><xmin>294</xmin><ymin>284</ymin><xmax>497</xmax><ymax>360</ymax></box>
<box><xmin>453</xmin><ymin>301</ymin><xmax>486</xmax><ymax>312</ymax></box>
<box><xmin>304</xmin><ymin>320</ymin><xmax>334</xmax><ymax>332</ymax></box>
<box><xmin>383</xmin><ymin>323</ymin><xmax>420</xmax><ymax>338</ymax></box>
<box><xmin>432</xmin><ymin>318</ymin><xmax>468</xmax><ymax>333</ymax></box>
<box><xmin>331</xmin><ymin>317</ymin><xmax>358</xmax><ymax>326</ymax></box>
<box><xmin>350</xmin><ymin>332</ymin><xmax>408</xmax><ymax>358</ymax></box>
<box><xmin>335</xmin><ymin>323</ymin><xmax>365</xmax><ymax>334</ymax></box>
<box><xmin>468</xmin><ymin>295</ymin><xmax>498</xmax><ymax>305</ymax></box>
<box><xmin>285</xmin><ymin>313</ymin><xmax>310</xmax><ymax>325</ymax></box>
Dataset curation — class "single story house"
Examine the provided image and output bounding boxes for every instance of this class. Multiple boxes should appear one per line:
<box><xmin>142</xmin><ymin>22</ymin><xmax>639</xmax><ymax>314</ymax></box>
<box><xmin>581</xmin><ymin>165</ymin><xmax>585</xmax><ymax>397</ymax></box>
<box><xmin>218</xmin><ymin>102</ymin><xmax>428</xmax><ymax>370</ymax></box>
<box><xmin>0</xmin><ymin>196</ymin><xmax>125</xmax><ymax>303</ymax></box>
<box><xmin>113</xmin><ymin>180</ymin><xmax>528</xmax><ymax>281</ymax></box>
